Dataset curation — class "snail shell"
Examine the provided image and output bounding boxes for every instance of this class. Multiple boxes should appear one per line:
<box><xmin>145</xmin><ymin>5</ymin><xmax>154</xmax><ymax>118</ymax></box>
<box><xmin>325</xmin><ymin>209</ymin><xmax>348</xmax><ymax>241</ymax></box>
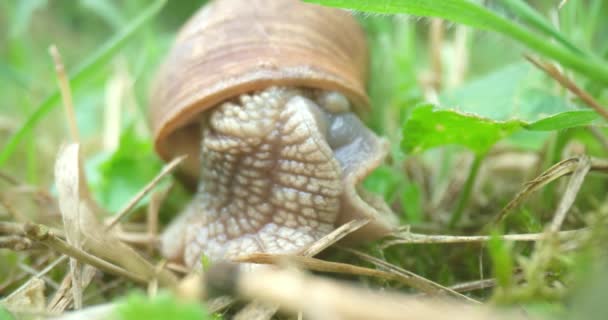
<box><xmin>150</xmin><ymin>0</ymin><xmax>369</xmax><ymax>186</ymax></box>
<box><xmin>150</xmin><ymin>0</ymin><xmax>397</xmax><ymax>267</ymax></box>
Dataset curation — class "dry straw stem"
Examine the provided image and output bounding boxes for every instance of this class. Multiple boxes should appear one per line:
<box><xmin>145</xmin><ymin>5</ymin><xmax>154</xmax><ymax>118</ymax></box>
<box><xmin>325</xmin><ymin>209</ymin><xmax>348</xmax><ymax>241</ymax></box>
<box><xmin>21</xmin><ymin>222</ymin><xmax>148</xmax><ymax>284</ymax></box>
<box><xmin>525</xmin><ymin>54</ymin><xmax>608</xmax><ymax>120</ymax></box>
<box><xmin>548</xmin><ymin>155</ymin><xmax>590</xmax><ymax>232</ymax></box>
<box><xmin>55</xmin><ymin>143</ymin><xmax>86</xmax><ymax>308</ymax></box>
<box><xmin>343</xmin><ymin>248</ymin><xmax>479</xmax><ymax>303</ymax></box>
<box><xmin>449</xmin><ymin>278</ymin><xmax>496</xmax><ymax>293</ymax></box>
<box><xmin>52</xmin><ymin>144</ymin><xmax>178</xmax><ymax>287</ymax></box>
<box><xmin>490</xmin><ymin>156</ymin><xmax>608</xmax><ymax>227</ymax></box>
<box><xmin>381</xmin><ymin>228</ymin><xmax>587</xmax><ymax>248</ymax></box>
<box><xmin>234</xmin><ymin>253</ymin><xmax>436</xmax><ymax>289</ymax></box>
<box><xmin>49</xmin><ymin>45</ymin><xmax>79</xmax><ymax>142</ymax></box>
<box><xmin>0</xmin><ymin>235</ymin><xmax>33</xmax><ymax>250</ymax></box>
<box><xmin>209</xmin><ymin>263</ymin><xmax>529</xmax><ymax>320</ymax></box>
<box><xmin>233</xmin><ymin>219</ymin><xmax>370</xmax><ymax>320</ymax></box>
<box><xmin>106</xmin><ymin>155</ymin><xmax>186</xmax><ymax>230</ymax></box>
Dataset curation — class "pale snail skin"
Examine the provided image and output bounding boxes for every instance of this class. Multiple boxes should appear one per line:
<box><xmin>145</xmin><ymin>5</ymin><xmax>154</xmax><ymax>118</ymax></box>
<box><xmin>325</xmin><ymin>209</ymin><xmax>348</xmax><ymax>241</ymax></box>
<box><xmin>161</xmin><ymin>87</ymin><xmax>395</xmax><ymax>268</ymax></box>
<box><xmin>151</xmin><ymin>0</ymin><xmax>399</xmax><ymax>268</ymax></box>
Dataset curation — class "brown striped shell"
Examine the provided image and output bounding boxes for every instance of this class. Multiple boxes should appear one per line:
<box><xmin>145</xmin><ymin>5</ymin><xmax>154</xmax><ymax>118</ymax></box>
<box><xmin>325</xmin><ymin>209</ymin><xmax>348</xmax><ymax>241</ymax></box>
<box><xmin>149</xmin><ymin>0</ymin><xmax>369</xmax><ymax>187</ymax></box>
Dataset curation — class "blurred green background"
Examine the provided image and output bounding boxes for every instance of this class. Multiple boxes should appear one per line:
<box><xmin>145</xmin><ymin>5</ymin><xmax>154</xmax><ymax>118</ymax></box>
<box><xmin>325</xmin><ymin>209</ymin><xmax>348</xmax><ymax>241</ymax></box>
<box><xmin>1</xmin><ymin>0</ymin><xmax>608</xmax><ymax>314</ymax></box>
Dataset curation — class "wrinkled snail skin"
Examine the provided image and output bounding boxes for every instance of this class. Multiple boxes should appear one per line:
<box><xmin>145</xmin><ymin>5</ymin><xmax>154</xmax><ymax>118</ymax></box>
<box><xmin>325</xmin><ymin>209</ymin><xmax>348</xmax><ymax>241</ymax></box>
<box><xmin>152</xmin><ymin>0</ymin><xmax>398</xmax><ymax>268</ymax></box>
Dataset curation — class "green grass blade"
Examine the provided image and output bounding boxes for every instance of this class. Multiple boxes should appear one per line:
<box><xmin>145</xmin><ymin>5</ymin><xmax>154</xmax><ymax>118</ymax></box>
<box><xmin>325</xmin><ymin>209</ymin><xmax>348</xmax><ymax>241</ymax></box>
<box><xmin>0</xmin><ymin>0</ymin><xmax>167</xmax><ymax>167</ymax></box>
<box><xmin>500</xmin><ymin>0</ymin><xmax>583</xmax><ymax>55</ymax></box>
<box><xmin>305</xmin><ymin>0</ymin><xmax>608</xmax><ymax>85</ymax></box>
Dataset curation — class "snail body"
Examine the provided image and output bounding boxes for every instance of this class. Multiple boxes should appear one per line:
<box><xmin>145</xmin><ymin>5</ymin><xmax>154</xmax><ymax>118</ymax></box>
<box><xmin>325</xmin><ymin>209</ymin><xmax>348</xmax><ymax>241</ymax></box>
<box><xmin>150</xmin><ymin>0</ymin><xmax>397</xmax><ymax>268</ymax></box>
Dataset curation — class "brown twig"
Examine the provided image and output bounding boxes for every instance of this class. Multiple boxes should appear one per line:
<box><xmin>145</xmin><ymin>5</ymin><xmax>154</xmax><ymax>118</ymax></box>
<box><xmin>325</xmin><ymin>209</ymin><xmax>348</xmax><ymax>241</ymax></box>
<box><xmin>525</xmin><ymin>54</ymin><xmax>608</xmax><ymax>120</ymax></box>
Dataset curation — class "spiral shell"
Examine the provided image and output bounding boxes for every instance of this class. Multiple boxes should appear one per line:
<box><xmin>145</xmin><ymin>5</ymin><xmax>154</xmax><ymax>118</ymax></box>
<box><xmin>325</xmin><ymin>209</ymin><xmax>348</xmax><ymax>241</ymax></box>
<box><xmin>149</xmin><ymin>0</ymin><xmax>369</xmax><ymax>186</ymax></box>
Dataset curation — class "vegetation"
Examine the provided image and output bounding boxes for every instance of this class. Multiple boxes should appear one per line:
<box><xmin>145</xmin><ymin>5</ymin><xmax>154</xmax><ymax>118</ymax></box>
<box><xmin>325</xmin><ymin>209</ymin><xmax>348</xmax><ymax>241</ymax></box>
<box><xmin>1</xmin><ymin>0</ymin><xmax>608</xmax><ymax>319</ymax></box>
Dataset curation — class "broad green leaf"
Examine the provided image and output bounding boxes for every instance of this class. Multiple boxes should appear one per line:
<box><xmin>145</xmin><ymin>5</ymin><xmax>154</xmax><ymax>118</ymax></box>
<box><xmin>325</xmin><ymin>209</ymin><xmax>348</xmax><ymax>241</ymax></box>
<box><xmin>0</xmin><ymin>0</ymin><xmax>167</xmax><ymax>167</ymax></box>
<box><xmin>402</xmin><ymin>104</ymin><xmax>525</xmax><ymax>155</ymax></box>
<box><xmin>88</xmin><ymin>126</ymin><xmax>163</xmax><ymax>213</ymax></box>
<box><xmin>305</xmin><ymin>0</ymin><xmax>608</xmax><ymax>85</ymax></box>
<box><xmin>440</xmin><ymin>63</ymin><xmax>578</xmax><ymax>122</ymax></box>
<box><xmin>401</xmin><ymin>104</ymin><xmax>600</xmax><ymax>155</ymax></box>
<box><xmin>117</xmin><ymin>292</ymin><xmax>215</xmax><ymax>320</ymax></box>
<box><xmin>526</xmin><ymin>110</ymin><xmax>600</xmax><ymax>131</ymax></box>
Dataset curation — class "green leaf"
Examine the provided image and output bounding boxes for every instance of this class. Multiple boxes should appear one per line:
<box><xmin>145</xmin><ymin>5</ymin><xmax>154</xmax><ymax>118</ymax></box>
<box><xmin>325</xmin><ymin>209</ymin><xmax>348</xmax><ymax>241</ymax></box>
<box><xmin>0</xmin><ymin>306</ymin><xmax>15</xmax><ymax>320</ymax></box>
<box><xmin>525</xmin><ymin>110</ymin><xmax>600</xmax><ymax>131</ymax></box>
<box><xmin>488</xmin><ymin>231</ymin><xmax>514</xmax><ymax>289</ymax></box>
<box><xmin>401</xmin><ymin>104</ymin><xmax>525</xmax><ymax>155</ymax></box>
<box><xmin>305</xmin><ymin>0</ymin><xmax>608</xmax><ymax>85</ymax></box>
<box><xmin>0</xmin><ymin>0</ymin><xmax>167</xmax><ymax>167</ymax></box>
<box><xmin>88</xmin><ymin>126</ymin><xmax>163</xmax><ymax>213</ymax></box>
<box><xmin>363</xmin><ymin>165</ymin><xmax>405</xmax><ymax>203</ymax></box>
<box><xmin>440</xmin><ymin>63</ymin><xmax>578</xmax><ymax>122</ymax></box>
<box><xmin>117</xmin><ymin>291</ymin><xmax>215</xmax><ymax>320</ymax></box>
<box><xmin>401</xmin><ymin>103</ymin><xmax>600</xmax><ymax>155</ymax></box>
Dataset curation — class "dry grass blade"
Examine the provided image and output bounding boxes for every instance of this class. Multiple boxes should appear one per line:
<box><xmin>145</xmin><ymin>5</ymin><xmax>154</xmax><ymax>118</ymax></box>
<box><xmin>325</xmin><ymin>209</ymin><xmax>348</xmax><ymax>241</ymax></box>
<box><xmin>207</xmin><ymin>263</ymin><xmax>527</xmax><ymax>320</ymax></box>
<box><xmin>106</xmin><ymin>155</ymin><xmax>186</xmax><ymax>230</ymax></box>
<box><xmin>49</xmin><ymin>45</ymin><xmax>79</xmax><ymax>142</ymax></box>
<box><xmin>300</xmin><ymin>219</ymin><xmax>370</xmax><ymax>256</ymax></box>
<box><xmin>549</xmin><ymin>155</ymin><xmax>590</xmax><ymax>232</ymax></box>
<box><xmin>343</xmin><ymin>248</ymin><xmax>479</xmax><ymax>303</ymax></box>
<box><xmin>21</xmin><ymin>222</ymin><xmax>148</xmax><ymax>284</ymax></box>
<box><xmin>449</xmin><ymin>279</ymin><xmax>496</xmax><ymax>293</ymax></box>
<box><xmin>53</xmin><ymin>142</ymin><xmax>179</xmax><ymax>291</ymax></box>
<box><xmin>55</xmin><ymin>143</ymin><xmax>85</xmax><ymax>308</ymax></box>
<box><xmin>48</xmin><ymin>266</ymin><xmax>97</xmax><ymax>312</ymax></box>
<box><xmin>234</xmin><ymin>219</ymin><xmax>370</xmax><ymax>320</ymax></box>
<box><xmin>0</xmin><ymin>236</ymin><xmax>33</xmax><ymax>250</ymax></box>
<box><xmin>235</xmin><ymin>253</ymin><xmax>444</xmax><ymax>289</ymax></box>
<box><xmin>0</xmin><ymin>277</ymin><xmax>46</xmax><ymax>315</ymax></box>
<box><xmin>381</xmin><ymin>229</ymin><xmax>587</xmax><ymax>248</ymax></box>
<box><xmin>525</xmin><ymin>54</ymin><xmax>608</xmax><ymax>120</ymax></box>
<box><xmin>489</xmin><ymin>156</ymin><xmax>608</xmax><ymax>228</ymax></box>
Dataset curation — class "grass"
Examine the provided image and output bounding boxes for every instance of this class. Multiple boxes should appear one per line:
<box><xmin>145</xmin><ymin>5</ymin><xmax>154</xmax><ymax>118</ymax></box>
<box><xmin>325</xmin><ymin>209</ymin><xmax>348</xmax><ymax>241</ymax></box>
<box><xmin>1</xmin><ymin>0</ymin><xmax>608</xmax><ymax>319</ymax></box>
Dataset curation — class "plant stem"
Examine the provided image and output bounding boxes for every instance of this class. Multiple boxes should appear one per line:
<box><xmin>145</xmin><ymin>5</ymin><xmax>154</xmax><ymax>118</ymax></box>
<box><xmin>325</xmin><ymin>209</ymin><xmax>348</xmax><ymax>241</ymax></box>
<box><xmin>449</xmin><ymin>153</ymin><xmax>484</xmax><ymax>228</ymax></box>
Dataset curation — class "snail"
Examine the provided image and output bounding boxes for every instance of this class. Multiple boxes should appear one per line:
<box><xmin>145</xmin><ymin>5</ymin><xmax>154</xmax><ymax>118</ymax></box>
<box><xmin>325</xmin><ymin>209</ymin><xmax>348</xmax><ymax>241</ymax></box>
<box><xmin>149</xmin><ymin>0</ymin><xmax>398</xmax><ymax>268</ymax></box>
